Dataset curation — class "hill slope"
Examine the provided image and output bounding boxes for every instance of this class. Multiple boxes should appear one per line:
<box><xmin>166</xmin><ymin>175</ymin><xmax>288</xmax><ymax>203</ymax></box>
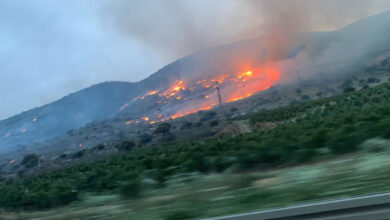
<box><xmin>1</xmin><ymin>10</ymin><xmax>390</xmax><ymax>155</ymax></box>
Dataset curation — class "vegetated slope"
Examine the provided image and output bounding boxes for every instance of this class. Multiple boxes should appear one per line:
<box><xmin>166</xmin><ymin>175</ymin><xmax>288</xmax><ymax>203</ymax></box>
<box><xmin>2</xmin><ymin>81</ymin><xmax>390</xmax><ymax>210</ymax></box>
<box><xmin>2</xmin><ymin>10</ymin><xmax>390</xmax><ymax>156</ymax></box>
<box><xmin>0</xmin><ymin>82</ymin><xmax>138</xmax><ymax>153</ymax></box>
<box><xmin>3</xmin><ymin>57</ymin><xmax>387</xmax><ymax>170</ymax></box>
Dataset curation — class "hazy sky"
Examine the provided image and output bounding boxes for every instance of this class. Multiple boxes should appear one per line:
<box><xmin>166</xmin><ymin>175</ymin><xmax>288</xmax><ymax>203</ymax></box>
<box><xmin>1</xmin><ymin>0</ymin><xmax>390</xmax><ymax>120</ymax></box>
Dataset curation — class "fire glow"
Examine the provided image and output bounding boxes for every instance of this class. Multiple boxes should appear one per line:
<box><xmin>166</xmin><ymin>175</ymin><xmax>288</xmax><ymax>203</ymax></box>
<box><xmin>122</xmin><ymin>61</ymin><xmax>280</xmax><ymax>125</ymax></box>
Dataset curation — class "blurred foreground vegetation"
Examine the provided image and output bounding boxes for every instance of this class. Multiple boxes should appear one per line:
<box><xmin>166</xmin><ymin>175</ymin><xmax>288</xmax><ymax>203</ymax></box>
<box><xmin>3</xmin><ymin>144</ymin><xmax>390</xmax><ymax>219</ymax></box>
<box><xmin>2</xmin><ymin>82</ymin><xmax>390</xmax><ymax>219</ymax></box>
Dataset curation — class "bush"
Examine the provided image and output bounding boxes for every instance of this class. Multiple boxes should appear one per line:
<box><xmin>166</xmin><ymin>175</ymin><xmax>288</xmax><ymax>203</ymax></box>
<box><xmin>72</xmin><ymin>150</ymin><xmax>85</xmax><ymax>159</ymax></box>
<box><xmin>341</xmin><ymin>80</ymin><xmax>352</xmax><ymax>88</ymax></box>
<box><xmin>367</xmin><ymin>77</ymin><xmax>379</xmax><ymax>83</ymax></box>
<box><xmin>361</xmin><ymin>138</ymin><xmax>389</xmax><ymax>153</ymax></box>
<box><xmin>21</xmin><ymin>154</ymin><xmax>39</xmax><ymax>168</ymax></box>
<box><xmin>209</xmin><ymin>120</ymin><xmax>219</xmax><ymax>127</ymax></box>
<box><xmin>329</xmin><ymin>135</ymin><xmax>361</xmax><ymax>155</ymax></box>
<box><xmin>116</xmin><ymin>141</ymin><xmax>136</xmax><ymax>151</ymax></box>
<box><xmin>343</xmin><ymin>87</ymin><xmax>356</xmax><ymax>93</ymax></box>
<box><xmin>119</xmin><ymin>178</ymin><xmax>142</xmax><ymax>199</ymax></box>
<box><xmin>139</xmin><ymin>134</ymin><xmax>153</xmax><ymax>145</ymax></box>
<box><xmin>301</xmin><ymin>95</ymin><xmax>310</xmax><ymax>101</ymax></box>
<box><xmin>155</xmin><ymin>123</ymin><xmax>171</xmax><ymax>134</ymax></box>
<box><xmin>96</xmin><ymin>144</ymin><xmax>105</xmax><ymax>150</ymax></box>
<box><xmin>181</xmin><ymin>121</ymin><xmax>192</xmax><ymax>129</ymax></box>
<box><xmin>200</xmin><ymin>111</ymin><xmax>217</xmax><ymax>122</ymax></box>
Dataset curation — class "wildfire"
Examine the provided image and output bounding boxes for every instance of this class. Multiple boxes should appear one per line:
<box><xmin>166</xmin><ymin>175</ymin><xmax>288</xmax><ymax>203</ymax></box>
<box><xmin>148</xmin><ymin>90</ymin><xmax>159</xmax><ymax>95</ymax></box>
<box><xmin>238</xmin><ymin>70</ymin><xmax>253</xmax><ymax>79</ymax></box>
<box><xmin>32</xmin><ymin>118</ymin><xmax>38</xmax><ymax>122</ymax></box>
<box><xmin>159</xmin><ymin>80</ymin><xmax>187</xmax><ymax>99</ymax></box>
<box><xmin>119</xmin><ymin>61</ymin><xmax>280</xmax><ymax>126</ymax></box>
<box><xmin>227</xmin><ymin>64</ymin><xmax>280</xmax><ymax>102</ymax></box>
<box><xmin>171</xmin><ymin>113</ymin><xmax>185</xmax><ymax>120</ymax></box>
<box><xmin>79</xmin><ymin>144</ymin><xmax>83</xmax><ymax>148</ymax></box>
<box><xmin>9</xmin><ymin>160</ymin><xmax>15</xmax><ymax>164</ymax></box>
<box><xmin>119</xmin><ymin>103</ymin><xmax>129</xmax><ymax>111</ymax></box>
<box><xmin>211</xmin><ymin>74</ymin><xmax>229</xmax><ymax>84</ymax></box>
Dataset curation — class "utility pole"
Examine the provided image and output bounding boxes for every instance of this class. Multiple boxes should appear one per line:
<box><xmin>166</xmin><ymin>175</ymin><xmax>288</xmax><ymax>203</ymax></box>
<box><xmin>215</xmin><ymin>83</ymin><xmax>227</xmax><ymax>134</ymax></box>
<box><xmin>216</xmin><ymin>86</ymin><xmax>223</xmax><ymax>106</ymax></box>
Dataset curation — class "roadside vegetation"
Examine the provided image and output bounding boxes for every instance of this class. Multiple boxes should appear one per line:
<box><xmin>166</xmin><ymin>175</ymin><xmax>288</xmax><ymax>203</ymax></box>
<box><xmin>2</xmin><ymin>81</ymin><xmax>390</xmax><ymax>218</ymax></box>
<box><xmin>3</xmin><ymin>144</ymin><xmax>390</xmax><ymax>219</ymax></box>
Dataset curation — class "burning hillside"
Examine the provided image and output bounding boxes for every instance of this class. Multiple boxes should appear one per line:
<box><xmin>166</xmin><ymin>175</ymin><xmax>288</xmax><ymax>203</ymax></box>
<box><xmin>2</xmin><ymin>9</ymin><xmax>390</xmax><ymax>156</ymax></box>
<box><xmin>119</xmin><ymin>60</ymin><xmax>280</xmax><ymax>124</ymax></box>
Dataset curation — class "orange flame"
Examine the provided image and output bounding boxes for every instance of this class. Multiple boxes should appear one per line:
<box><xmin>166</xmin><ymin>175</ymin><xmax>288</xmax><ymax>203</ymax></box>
<box><xmin>120</xmin><ymin>60</ymin><xmax>280</xmax><ymax>125</ymax></box>
<box><xmin>119</xmin><ymin>103</ymin><xmax>129</xmax><ymax>111</ymax></box>
<box><xmin>148</xmin><ymin>90</ymin><xmax>159</xmax><ymax>95</ymax></box>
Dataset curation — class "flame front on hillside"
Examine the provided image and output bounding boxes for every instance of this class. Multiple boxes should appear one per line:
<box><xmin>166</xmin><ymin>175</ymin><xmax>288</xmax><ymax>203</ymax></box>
<box><xmin>120</xmin><ymin>60</ymin><xmax>280</xmax><ymax>125</ymax></box>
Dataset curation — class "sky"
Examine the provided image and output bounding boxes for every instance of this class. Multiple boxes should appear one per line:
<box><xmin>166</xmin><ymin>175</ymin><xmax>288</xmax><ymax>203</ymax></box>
<box><xmin>1</xmin><ymin>0</ymin><xmax>390</xmax><ymax>120</ymax></box>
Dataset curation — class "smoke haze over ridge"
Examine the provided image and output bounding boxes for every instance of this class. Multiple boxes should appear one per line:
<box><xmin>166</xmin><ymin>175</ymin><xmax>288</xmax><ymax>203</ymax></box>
<box><xmin>1</xmin><ymin>0</ymin><xmax>390</xmax><ymax>120</ymax></box>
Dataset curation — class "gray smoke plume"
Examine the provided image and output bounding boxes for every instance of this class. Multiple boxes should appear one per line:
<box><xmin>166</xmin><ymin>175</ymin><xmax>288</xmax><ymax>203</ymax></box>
<box><xmin>106</xmin><ymin>0</ymin><xmax>390</xmax><ymax>62</ymax></box>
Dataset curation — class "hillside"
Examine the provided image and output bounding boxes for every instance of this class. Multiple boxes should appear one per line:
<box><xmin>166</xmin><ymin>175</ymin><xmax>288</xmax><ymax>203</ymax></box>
<box><xmin>2</xmin><ymin>79</ymin><xmax>390</xmax><ymax>217</ymax></box>
<box><xmin>1</xmin><ymin>10</ymin><xmax>390</xmax><ymax>169</ymax></box>
<box><xmin>0</xmin><ymin>82</ymin><xmax>138</xmax><ymax>153</ymax></box>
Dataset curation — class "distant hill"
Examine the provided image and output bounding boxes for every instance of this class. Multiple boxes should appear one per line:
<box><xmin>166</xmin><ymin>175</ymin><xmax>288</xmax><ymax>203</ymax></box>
<box><xmin>0</xmin><ymin>82</ymin><xmax>137</xmax><ymax>153</ymax></box>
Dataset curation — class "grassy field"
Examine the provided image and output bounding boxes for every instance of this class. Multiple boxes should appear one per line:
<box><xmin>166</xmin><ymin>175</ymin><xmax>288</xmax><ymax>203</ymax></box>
<box><xmin>3</xmin><ymin>138</ymin><xmax>390</xmax><ymax>220</ymax></box>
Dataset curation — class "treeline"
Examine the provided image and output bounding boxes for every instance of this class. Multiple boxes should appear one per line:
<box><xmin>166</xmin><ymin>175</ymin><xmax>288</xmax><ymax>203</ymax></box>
<box><xmin>2</xmin><ymin>82</ymin><xmax>390</xmax><ymax>210</ymax></box>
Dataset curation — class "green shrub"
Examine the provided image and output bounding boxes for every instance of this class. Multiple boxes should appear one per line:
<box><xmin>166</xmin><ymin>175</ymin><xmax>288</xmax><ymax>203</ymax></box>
<box><xmin>72</xmin><ymin>150</ymin><xmax>86</xmax><ymax>159</ymax></box>
<box><xmin>343</xmin><ymin>87</ymin><xmax>356</xmax><ymax>93</ymax></box>
<box><xmin>116</xmin><ymin>141</ymin><xmax>136</xmax><ymax>151</ymax></box>
<box><xmin>21</xmin><ymin>154</ymin><xmax>39</xmax><ymax>168</ymax></box>
<box><xmin>155</xmin><ymin>122</ymin><xmax>172</xmax><ymax>134</ymax></box>
<box><xmin>119</xmin><ymin>179</ymin><xmax>142</xmax><ymax>199</ymax></box>
<box><xmin>209</xmin><ymin>120</ymin><xmax>219</xmax><ymax>127</ymax></box>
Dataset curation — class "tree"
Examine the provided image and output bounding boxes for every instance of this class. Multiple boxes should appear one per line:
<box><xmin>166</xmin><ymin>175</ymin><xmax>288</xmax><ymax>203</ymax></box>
<box><xmin>140</xmin><ymin>134</ymin><xmax>153</xmax><ymax>144</ymax></box>
<box><xmin>72</xmin><ymin>150</ymin><xmax>86</xmax><ymax>159</ymax></box>
<box><xmin>343</xmin><ymin>87</ymin><xmax>356</xmax><ymax>93</ymax></box>
<box><xmin>155</xmin><ymin>122</ymin><xmax>171</xmax><ymax>134</ymax></box>
<box><xmin>21</xmin><ymin>154</ymin><xmax>39</xmax><ymax>168</ymax></box>
<box><xmin>116</xmin><ymin>141</ymin><xmax>136</xmax><ymax>151</ymax></box>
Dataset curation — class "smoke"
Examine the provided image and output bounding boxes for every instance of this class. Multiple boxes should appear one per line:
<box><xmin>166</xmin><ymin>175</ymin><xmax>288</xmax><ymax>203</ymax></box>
<box><xmin>106</xmin><ymin>0</ymin><xmax>390</xmax><ymax>63</ymax></box>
